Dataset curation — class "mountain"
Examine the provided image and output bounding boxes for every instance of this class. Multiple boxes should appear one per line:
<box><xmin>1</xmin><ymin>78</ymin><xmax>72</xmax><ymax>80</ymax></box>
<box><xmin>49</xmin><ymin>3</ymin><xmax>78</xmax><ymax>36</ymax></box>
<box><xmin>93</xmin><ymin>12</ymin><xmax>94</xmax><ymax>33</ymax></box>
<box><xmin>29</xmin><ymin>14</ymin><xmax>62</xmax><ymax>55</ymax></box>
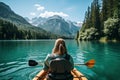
<box><xmin>26</xmin><ymin>17</ymin><xmax>47</xmax><ymax>26</ymax></box>
<box><xmin>0</xmin><ymin>2</ymin><xmax>30</xmax><ymax>25</ymax></box>
<box><xmin>26</xmin><ymin>15</ymin><xmax>80</xmax><ymax>37</ymax></box>
<box><xmin>0</xmin><ymin>2</ymin><xmax>58</xmax><ymax>39</ymax></box>
<box><xmin>66</xmin><ymin>20</ymin><xmax>80</xmax><ymax>36</ymax></box>
<box><xmin>38</xmin><ymin>15</ymin><xmax>80</xmax><ymax>37</ymax></box>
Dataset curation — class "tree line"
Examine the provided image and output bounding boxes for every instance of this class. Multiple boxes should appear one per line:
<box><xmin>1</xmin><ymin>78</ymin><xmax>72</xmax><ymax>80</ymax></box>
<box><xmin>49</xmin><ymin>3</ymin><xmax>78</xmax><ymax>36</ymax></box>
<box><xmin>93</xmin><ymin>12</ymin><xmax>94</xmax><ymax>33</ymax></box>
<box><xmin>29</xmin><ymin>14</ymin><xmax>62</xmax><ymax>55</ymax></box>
<box><xmin>0</xmin><ymin>18</ymin><xmax>58</xmax><ymax>40</ymax></box>
<box><xmin>76</xmin><ymin>0</ymin><xmax>120</xmax><ymax>41</ymax></box>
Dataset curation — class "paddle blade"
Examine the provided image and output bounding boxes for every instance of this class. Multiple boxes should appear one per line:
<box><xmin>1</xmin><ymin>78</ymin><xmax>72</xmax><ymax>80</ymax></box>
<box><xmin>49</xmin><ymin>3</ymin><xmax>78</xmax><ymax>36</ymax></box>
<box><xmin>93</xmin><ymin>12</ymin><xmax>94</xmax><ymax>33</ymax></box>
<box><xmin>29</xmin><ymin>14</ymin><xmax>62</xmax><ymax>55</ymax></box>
<box><xmin>28</xmin><ymin>60</ymin><xmax>38</xmax><ymax>66</ymax></box>
<box><xmin>85</xmin><ymin>59</ymin><xmax>95</xmax><ymax>68</ymax></box>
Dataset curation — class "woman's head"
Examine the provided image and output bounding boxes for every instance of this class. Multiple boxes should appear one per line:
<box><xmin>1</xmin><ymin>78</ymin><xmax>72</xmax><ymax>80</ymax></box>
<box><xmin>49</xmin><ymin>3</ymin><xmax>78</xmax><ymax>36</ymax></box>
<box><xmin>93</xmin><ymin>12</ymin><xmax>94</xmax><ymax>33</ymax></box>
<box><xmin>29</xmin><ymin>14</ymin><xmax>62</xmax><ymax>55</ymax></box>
<box><xmin>52</xmin><ymin>38</ymin><xmax>67</xmax><ymax>55</ymax></box>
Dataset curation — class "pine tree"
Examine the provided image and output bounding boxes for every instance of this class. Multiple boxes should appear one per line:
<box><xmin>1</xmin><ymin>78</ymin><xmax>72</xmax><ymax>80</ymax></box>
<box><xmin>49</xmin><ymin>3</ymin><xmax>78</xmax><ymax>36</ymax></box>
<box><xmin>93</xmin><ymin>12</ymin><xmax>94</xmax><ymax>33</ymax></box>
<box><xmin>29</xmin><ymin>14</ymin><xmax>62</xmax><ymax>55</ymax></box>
<box><xmin>81</xmin><ymin>6</ymin><xmax>91</xmax><ymax>32</ymax></box>
<box><xmin>78</xmin><ymin>0</ymin><xmax>120</xmax><ymax>40</ymax></box>
<box><xmin>94</xmin><ymin>0</ymin><xmax>101</xmax><ymax>31</ymax></box>
<box><xmin>101</xmin><ymin>0</ymin><xmax>108</xmax><ymax>23</ymax></box>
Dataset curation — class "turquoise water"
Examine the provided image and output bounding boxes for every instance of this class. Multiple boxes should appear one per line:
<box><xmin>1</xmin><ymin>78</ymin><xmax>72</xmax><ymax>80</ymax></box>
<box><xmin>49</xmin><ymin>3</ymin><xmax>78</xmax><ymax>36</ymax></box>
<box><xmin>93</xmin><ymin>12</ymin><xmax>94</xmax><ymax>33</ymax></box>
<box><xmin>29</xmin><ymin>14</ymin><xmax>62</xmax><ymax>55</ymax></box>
<box><xmin>0</xmin><ymin>40</ymin><xmax>120</xmax><ymax>80</ymax></box>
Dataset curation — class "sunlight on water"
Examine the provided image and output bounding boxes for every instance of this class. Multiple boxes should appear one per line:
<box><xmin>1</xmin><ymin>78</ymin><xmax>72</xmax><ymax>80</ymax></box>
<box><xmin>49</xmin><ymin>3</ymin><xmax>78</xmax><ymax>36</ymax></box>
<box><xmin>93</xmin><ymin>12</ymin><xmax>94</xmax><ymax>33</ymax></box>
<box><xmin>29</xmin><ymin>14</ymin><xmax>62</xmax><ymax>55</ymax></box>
<box><xmin>0</xmin><ymin>40</ymin><xmax>120</xmax><ymax>80</ymax></box>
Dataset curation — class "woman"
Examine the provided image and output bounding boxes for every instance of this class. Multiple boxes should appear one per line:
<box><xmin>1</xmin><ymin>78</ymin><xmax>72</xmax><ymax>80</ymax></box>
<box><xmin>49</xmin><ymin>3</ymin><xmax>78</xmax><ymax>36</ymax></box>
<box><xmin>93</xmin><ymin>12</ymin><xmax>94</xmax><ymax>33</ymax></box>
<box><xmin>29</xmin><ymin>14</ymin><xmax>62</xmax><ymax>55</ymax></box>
<box><xmin>33</xmin><ymin>38</ymin><xmax>74</xmax><ymax>80</ymax></box>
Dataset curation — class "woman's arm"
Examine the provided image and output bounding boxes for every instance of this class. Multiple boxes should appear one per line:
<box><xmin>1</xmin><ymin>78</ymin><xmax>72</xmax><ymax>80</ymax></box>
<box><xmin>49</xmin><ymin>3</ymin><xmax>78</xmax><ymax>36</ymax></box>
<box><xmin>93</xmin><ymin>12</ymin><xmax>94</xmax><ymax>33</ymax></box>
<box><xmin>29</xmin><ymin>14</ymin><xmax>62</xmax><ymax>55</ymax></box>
<box><xmin>69</xmin><ymin>55</ymin><xmax>74</xmax><ymax>70</ymax></box>
<box><xmin>33</xmin><ymin>54</ymin><xmax>50</xmax><ymax>80</ymax></box>
<box><xmin>33</xmin><ymin>70</ymin><xmax>48</xmax><ymax>80</ymax></box>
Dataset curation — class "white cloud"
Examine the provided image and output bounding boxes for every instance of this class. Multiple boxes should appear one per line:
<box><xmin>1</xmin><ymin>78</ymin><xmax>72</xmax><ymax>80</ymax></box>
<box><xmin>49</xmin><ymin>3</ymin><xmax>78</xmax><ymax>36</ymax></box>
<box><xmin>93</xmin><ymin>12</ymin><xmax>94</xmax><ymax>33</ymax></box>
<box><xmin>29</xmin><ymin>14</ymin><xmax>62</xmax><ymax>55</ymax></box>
<box><xmin>39</xmin><ymin>11</ymin><xmax>69</xmax><ymax>18</ymax></box>
<box><xmin>30</xmin><ymin>12</ymin><xmax>36</xmax><ymax>16</ymax></box>
<box><xmin>66</xmin><ymin>7</ymin><xmax>74</xmax><ymax>11</ymax></box>
<box><xmin>34</xmin><ymin>4</ymin><xmax>40</xmax><ymax>7</ymax></box>
<box><xmin>34</xmin><ymin>4</ymin><xmax>45</xmax><ymax>11</ymax></box>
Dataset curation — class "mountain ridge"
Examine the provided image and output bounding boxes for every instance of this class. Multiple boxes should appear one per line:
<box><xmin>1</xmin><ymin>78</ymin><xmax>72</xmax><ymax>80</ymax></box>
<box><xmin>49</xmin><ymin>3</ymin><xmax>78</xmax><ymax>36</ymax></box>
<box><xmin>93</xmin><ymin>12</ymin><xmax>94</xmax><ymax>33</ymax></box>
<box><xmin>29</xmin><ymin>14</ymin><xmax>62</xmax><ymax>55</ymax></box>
<box><xmin>26</xmin><ymin>15</ymin><xmax>80</xmax><ymax>37</ymax></box>
<box><xmin>0</xmin><ymin>2</ymin><xmax>59</xmax><ymax>39</ymax></box>
<box><xmin>0</xmin><ymin>2</ymin><xmax>30</xmax><ymax>25</ymax></box>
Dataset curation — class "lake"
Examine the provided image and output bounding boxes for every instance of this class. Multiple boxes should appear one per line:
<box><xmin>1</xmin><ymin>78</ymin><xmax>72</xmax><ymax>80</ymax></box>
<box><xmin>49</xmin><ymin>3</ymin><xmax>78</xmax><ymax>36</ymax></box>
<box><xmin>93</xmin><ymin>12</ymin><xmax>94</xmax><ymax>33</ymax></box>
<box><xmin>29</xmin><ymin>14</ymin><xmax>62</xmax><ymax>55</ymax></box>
<box><xmin>0</xmin><ymin>40</ymin><xmax>120</xmax><ymax>80</ymax></box>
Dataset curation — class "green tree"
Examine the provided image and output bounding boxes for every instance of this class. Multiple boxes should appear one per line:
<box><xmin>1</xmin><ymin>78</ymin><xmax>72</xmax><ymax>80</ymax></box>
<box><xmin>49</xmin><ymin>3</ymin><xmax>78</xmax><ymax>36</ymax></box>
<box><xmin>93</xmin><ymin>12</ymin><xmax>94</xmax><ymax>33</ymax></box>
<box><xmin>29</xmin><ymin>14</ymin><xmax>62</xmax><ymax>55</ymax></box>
<box><xmin>104</xmin><ymin>18</ymin><xmax>119</xmax><ymax>40</ymax></box>
<box><xmin>75</xmin><ymin>31</ymin><xmax>79</xmax><ymax>40</ymax></box>
<box><xmin>81</xmin><ymin>7</ymin><xmax>91</xmax><ymax>32</ymax></box>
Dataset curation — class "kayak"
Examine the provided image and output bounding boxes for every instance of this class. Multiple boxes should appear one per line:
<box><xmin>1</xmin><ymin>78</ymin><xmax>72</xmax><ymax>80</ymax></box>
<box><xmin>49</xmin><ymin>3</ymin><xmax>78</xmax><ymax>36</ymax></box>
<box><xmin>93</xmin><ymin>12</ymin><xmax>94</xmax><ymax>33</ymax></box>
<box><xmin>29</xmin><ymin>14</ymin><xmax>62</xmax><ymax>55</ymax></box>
<box><xmin>33</xmin><ymin>69</ymin><xmax>88</xmax><ymax>80</ymax></box>
<box><xmin>71</xmin><ymin>69</ymin><xmax>88</xmax><ymax>80</ymax></box>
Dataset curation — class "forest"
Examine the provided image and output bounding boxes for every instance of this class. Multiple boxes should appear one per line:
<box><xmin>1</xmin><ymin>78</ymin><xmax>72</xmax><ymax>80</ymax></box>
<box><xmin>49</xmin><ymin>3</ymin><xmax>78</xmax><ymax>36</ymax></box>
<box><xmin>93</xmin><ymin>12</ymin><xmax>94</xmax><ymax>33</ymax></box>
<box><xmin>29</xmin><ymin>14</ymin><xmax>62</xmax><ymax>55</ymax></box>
<box><xmin>0</xmin><ymin>2</ymin><xmax>72</xmax><ymax>40</ymax></box>
<box><xmin>76</xmin><ymin>0</ymin><xmax>120</xmax><ymax>41</ymax></box>
<box><xmin>0</xmin><ymin>18</ymin><xmax>58</xmax><ymax>39</ymax></box>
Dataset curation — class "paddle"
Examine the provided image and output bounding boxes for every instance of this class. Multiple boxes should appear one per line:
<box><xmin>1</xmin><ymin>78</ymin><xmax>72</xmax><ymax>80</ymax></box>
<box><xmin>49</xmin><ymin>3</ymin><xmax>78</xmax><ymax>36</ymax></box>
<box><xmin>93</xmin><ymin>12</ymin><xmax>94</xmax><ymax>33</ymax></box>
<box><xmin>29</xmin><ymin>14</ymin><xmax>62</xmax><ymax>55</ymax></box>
<box><xmin>74</xmin><ymin>59</ymin><xmax>95</xmax><ymax>68</ymax></box>
<box><xmin>28</xmin><ymin>59</ymin><xmax>95</xmax><ymax>68</ymax></box>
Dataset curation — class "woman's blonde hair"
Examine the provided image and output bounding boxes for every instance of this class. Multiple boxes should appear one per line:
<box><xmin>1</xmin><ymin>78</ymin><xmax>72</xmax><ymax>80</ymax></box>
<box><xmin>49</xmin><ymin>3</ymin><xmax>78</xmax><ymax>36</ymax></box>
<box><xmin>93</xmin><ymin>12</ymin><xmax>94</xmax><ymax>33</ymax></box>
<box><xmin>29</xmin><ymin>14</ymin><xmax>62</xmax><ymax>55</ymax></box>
<box><xmin>52</xmin><ymin>38</ymin><xmax>67</xmax><ymax>55</ymax></box>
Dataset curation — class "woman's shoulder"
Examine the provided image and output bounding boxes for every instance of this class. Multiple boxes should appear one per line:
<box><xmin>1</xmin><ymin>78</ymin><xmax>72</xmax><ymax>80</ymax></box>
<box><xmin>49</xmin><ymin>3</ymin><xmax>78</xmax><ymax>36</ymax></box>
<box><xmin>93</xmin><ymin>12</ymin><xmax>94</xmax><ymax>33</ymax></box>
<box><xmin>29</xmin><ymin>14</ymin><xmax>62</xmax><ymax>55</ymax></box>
<box><xmin>66</xmin><ymin>53</ymin><xmax>73</xmax><ymax>60</ymax></box>
<box><xmin>45</xmin><ymin>54</ymin><xmax>51</xmax><ymax>60</ymax></box>
<box><xmin>66</xmin><ymin>53</ymin><xmax>72</xmax><ymax>57</ymax></box>
<box><xmin>45</xmin><ymin>54</ymin><xmax>55</xmax><ymax>59</ymax></box>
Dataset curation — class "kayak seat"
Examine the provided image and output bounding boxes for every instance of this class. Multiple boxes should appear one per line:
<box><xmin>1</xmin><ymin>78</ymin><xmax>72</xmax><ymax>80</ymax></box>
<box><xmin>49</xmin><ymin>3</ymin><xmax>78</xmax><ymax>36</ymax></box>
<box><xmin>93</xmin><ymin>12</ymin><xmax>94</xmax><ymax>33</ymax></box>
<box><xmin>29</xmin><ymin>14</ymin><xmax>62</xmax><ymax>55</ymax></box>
<box><xmin>47</xmin><ymin>58</ymin><xmax>73</xmax><ymax>80</ymax></box>
<box><xmin>49</xmin><ymin>58</ymin><xmax>72</xmax><ymax>73</ymax></box>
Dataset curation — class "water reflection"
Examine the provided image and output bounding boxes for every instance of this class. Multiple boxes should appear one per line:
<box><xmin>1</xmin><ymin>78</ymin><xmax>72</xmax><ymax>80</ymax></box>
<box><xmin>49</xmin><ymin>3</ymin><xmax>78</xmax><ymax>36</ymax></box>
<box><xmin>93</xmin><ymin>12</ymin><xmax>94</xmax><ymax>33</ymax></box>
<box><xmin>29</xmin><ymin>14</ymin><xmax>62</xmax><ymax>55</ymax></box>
<box><xmin>76</xmin><ymin>40</ymin><xmax>120</xmax><ymax>80</ymax></box>
<box><xmin>0</xmin><ymin>40</ymin><xmax>120</xmax><ymax>80</ymax></box>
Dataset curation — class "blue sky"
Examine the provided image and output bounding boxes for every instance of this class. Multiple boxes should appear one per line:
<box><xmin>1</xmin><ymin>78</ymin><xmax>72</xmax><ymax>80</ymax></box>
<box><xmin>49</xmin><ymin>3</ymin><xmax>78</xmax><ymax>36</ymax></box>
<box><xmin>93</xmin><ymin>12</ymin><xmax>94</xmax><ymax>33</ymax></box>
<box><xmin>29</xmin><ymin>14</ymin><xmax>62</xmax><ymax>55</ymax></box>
<box><xmin>1</xmin><ymin>0</ymin><xmax>93</xmax><ymax>22</ymax></box>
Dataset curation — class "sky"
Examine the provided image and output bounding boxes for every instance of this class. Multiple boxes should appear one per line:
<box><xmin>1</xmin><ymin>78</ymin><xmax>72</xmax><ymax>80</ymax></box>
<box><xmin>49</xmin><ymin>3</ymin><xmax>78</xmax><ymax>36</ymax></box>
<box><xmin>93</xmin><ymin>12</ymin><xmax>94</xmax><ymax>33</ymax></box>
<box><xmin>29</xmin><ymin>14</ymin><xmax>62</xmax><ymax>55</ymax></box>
<box><xmin>0</xmin><ymin>0</ymin><xmax>93</xmax><ymax>23</ymax></box>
